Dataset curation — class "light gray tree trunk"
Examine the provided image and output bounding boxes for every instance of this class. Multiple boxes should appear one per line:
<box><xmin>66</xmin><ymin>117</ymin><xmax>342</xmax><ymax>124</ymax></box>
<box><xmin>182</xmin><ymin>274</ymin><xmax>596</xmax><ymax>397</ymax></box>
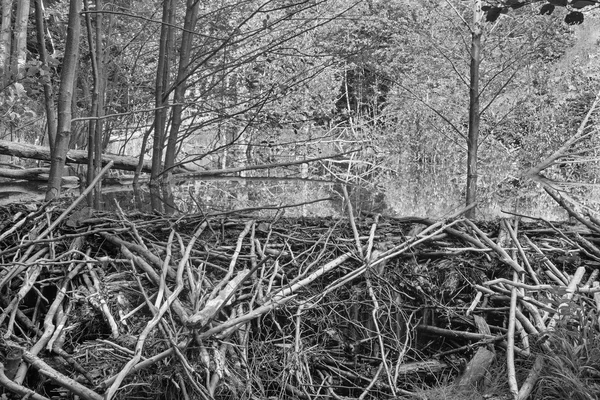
<box><xmin>45</xmin><ymin>0</ymin><xmax>82</xmax><ymax>201</ymax></box>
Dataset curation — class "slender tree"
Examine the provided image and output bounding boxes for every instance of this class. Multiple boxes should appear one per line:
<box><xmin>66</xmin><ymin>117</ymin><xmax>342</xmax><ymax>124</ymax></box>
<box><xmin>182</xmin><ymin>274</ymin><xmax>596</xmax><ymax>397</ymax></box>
<box><xmin>151</xmin><ymin>0</ymin><xmax>174</xmax><ymax>181</ymax></box>
<box><xmin>11</xmin><ymin>0</ymin><xmax>30</xmax><ymax>80</ymax></box>
<box><xmin>0</xmin><ymin>0</ymin><xmax>13</xmax><ymax>87</ymax></box>
<box><xmin>45</xmin><ymin>0</ymin><xmax>82</xmax><ymax>201</ymax></box>
<box><xmin>163</xmin><ymin>0</ymin><xmax>200</xmax><ymax>179</ymax></box>
<box><xmin>34</xmin><ymin>0</ymin><xmax>57</xmax><ymax>152</ymax></box>
<box><xmin>465</xmin><ymin>0</ymin><xmax>483</xmax><ymax>218</ymax></box>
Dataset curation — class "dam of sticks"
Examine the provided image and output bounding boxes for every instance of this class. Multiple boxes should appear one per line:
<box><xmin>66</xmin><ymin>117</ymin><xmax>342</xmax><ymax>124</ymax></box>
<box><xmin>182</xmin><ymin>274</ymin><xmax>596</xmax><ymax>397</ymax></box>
<box><xmin>1</xmin><ymin>197</ymin><xmax>600</xmax><ymax>400</ymax></box>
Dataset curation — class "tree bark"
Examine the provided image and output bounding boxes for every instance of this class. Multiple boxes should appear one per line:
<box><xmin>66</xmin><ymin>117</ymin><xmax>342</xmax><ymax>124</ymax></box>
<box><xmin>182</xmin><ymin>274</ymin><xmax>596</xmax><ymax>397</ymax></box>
<box><xmin>164</xmin><ymin>0</ymin><xmax>200</xmax><ymax>179</ymax></box>
<box><xmin>151</xmin><ymin>0</ymin><xmax>175</xmax><ymax>181</ymax></box>
<box><xmin>12</xmin><ymin>0</ymin><xmax>30</xmax><ymax>80</ymax></box>
<box><xmin>465</xmin><ymin>0</ymin><xmax>483</xmax><ymax>219</ymax></box>
<box><xmin>0</xmin><ymin>0</ymin><xmax>13</xmax><ymax>86</ymax></box>
<box><xmin>34</xmin><ymin>0</ymin><xmax>57</xmax><ymax>153</ymax></box>
<box><xmin>46</xmin><ymin>0</ymin><xmax>81</xmax><ymax>201</ymax></box>
<box><xmin>0</xmin><ymin>140</ymin><xmax>153</xmax><ymax>172</ymax></box>
<box><xmin>83</xmin><ymin>0</ymin><xmax>105</xmax><ymax>208</ymax></box>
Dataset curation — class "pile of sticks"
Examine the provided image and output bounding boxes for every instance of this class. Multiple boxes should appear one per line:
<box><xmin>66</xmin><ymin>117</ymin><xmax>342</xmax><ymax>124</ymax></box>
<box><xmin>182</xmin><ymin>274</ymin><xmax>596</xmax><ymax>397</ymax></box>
<box><xmin>0</xmin><ymin>193</ymin><xmax>599</xmax><ymax>400</ymax></box>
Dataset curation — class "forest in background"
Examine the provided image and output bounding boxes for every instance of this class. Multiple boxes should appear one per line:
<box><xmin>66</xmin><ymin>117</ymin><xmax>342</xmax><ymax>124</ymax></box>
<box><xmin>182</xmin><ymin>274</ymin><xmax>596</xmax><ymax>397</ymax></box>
<box><xmin>0</xmin><ymin>0</ymin><xmax>599</xmax><ymax>218</ymax></box>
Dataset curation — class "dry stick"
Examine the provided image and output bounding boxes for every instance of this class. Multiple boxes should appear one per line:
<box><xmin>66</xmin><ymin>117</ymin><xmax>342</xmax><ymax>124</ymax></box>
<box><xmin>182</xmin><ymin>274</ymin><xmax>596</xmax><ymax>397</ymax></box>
<box><xmin>84</xmin><ymin>249</ymin><xmax>119</xmax><ymax>338</ymax></box>
<box><xmin>481</xmin><ymin>284</ymin><xmax>557</xmax><ymax>313</ymax></box>
<box><xmin>544</xmin><ymin>187</ymin><xmax>600</xmax><ymax>235</ymax></box>
<box><xmin>515</xmin><ymin>308</ymin><xmax>539</xmax><ymax>336</ymax></box>
<box><xmin>21</xmin><ymin>349</ymin><xmax>103</xmax><ymax>400</ymax></box>
<box><xmin>0</xmin><ymin>247</ymin><xmax>47</xmax><ymax>293</ymax></box>
<box><xmin>197</xmin><ymin>249</ymin><xmax>355</xmax><ymax>339</ymax></box>
<box><xmin>0</xmin><ymin>294</ymin><xmax>42</xmax><ymax>337</ymax></box>
<box><xmin>207</xmin><ymin>220</ymin><xmax>253</xmax><ymax>301</ymax></box>
<box><xmin>583</xmin><ymin>269</ymin><xmax>600</xmax><ymax>289</ymax></box>
<box><xmin>104</xmin><ymin>237</ymin><xmax>184</xmax><ymax>400</ymax></box>
<box><xmin>0</xmin><ymin>264</ymin><xmax>43</xmax><ymax>330</ymax></box>
<box><xmin>120</xmin><ymin>246</ymin><xmax>189</xmax><ymax>321</ymax></box>
<box><xmin>523</xmin><ymin>235</ymin><xmax>568</xmax><ymax>285</ymax></box>
<box><xmin>102</xmin><ymin>222</ymin><xmax>205</xmax><ymax>397</ymax></box>
<box><xmin>342</xmin><ymin>184</ymin><xmax>363</xmax><ymax>259</ymax></box>
<box><xmin>506</xmin><ymin>271</ymin><xmax>519</xmax><ymax>398</ymax></box>
<box><xmin>525</xmin><ymin>87</ymin><xmax>600</xmax><ymax>178</ymax></box>
<box><xmin>0</xmin><ymin>362</ymin><xmax>50</xmax><ymax>400</ymax></box>
<box><xmin>466</xmin><ymin>291</ymin><xmax>483</xmax><ymax>316</ymax></box>
<box><xmin>574</xmin><ymin>232</ymin><xmax>600</xmax><ymax>260</ymax></box>
<box><xmin>462</xmin><ymin>219</ymin><xmax>525</xmax><ymax>274</ymax></box>
<box><xmin>503</xmin><ymin>220</ymin><xmax>540</xmax><ymax>285</ymax></box>
<box><xmin>358</xmin><ymin>356</ymin><xmax>385</xmax><ymax>400</ymax></box>
<box><xmin>515</xmin><ymin>318</ymin><xmax>530</xmax><ymax>355</ymax></box>
<box><xmin>516</xmin><ymin>354</ymin><xmax>544</xmax><ymax>400</ymax></box>
<box><xmin>99</xmin><ymin>233</ymin><xmax>176</xmax><ymax>279</ymax></box>
<box><xmin>13</xmin><ymin>263</ymin><xmax>85</xmax><ymax>385</ymax></box>
<box><xmin>98</xmin><ymin>339</ymin><xmax>191</xmax><ymax>390</ymax></box>
<box><xmin>547</xmin><ymin>266</ymin><xmax>586</xmax><ymax>331</ymax></box>
<box><xmin>366</xmin><ymin>280</ymin><xmax>395</xmax><ymax>396</ymax></box>
<box><xmin>365</xmin><ymin>214</ymin><xmax>379</xmax><ymax>262</ymax></box>
<box><xmin>311</xmin><ymin>220</ymin><xmax>462</xmax><ymax>307</ymax></box>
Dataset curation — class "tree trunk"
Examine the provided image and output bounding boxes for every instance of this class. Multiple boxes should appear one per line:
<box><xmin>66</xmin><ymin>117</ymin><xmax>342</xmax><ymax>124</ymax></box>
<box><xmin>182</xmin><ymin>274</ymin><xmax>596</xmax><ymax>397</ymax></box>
<box><xmin>164</xmin><ymin>0</ymin><xmax>200</xmax><ymax>179</ymax></box>
<box><xmin>11</xmin><ymin>0</ymin><xmax>30</xmax><ymax>80</ymax></box>
<box><xmin>94</xmin><ymin>0</ymin><xmax>105</xmax><ymax>208</ymax></box>
<box><xmin>0</xmin><ymin>0</ymin><xmax>13</xmax><ymax>86</ymax></box>
<box><xmin>83</xmin><ymin>0</ymin><xmax>105</xmax><ymax>208</ymax></box>
<box><xmin>45</xmin><ymin>0</ymin><xmax>82</xmax><ymax>201</ymax></box>
<box><xmin>151</xmin><ymin>0</ymin><xmax>174</xmax><ymax>181</ymax></box>
<box><xmin>465</xmin><ymin>0</ymin><xmax>483</xmax><ymax>219</ymax></box>
<box><xmin>34</xmin><ymin>0</ymin><xmax>57</xmax><ymax>153</ymax></box>
<box><xmin>0</xmin><ymin>139</ymin><xmax>154</xmax><ymax>172</ymax></box>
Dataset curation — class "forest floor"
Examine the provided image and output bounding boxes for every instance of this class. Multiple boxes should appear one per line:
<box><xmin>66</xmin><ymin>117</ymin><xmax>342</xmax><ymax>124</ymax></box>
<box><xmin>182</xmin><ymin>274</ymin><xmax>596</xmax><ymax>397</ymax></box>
<box><xmin>1</xmin><ymin>199</ymin><xmax>600</xmax><ymax>400</ymax></box>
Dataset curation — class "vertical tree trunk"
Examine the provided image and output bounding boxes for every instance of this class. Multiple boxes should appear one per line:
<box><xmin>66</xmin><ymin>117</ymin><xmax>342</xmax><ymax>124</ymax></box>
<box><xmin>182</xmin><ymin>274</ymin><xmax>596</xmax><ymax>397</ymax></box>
<box><xmin>164</xmin><ymin>0</ymin><xmax>200</xmax><ymax>179</ymax></box>
<box><xmin>0</xmin><ymin>0</ymin><xmax>14</xmax><ymax>86</ymax></box>
<box><xmin>34</xmin><ymin>0</ymin><xmax>57</xmax><ymax>153</ymax></box>
<box><xmin>83</xmin><ymin>0</ymin><xmax>105</xmax><ymax>208</ymax></box>
<box><xmin>151</xmin><ymin>0</ymin><xmax>174</xmax><ymax>181</ymax></box>
<box><xmin>84</xmin><ymin>0</ymin><xmax>98</xmax><ymax>206</ymax></box>
<box><xmin>45</xmin><ymin>0</ymin><xmax>82</xmax><ymax>201</ymax></box>
<box><xmin>94</xmin><ymin>0</ymin><xmax>105</xmax><ymax>208</ymax></box>
<box><xmin>12</xmin><ymin>0</ymin><xmax>30</xmax><ymax>80</ymax></box>
<box><xmin>465</xmin><ymin>0</ymin><xmax>483</xmax><ymax>219</ymax></box>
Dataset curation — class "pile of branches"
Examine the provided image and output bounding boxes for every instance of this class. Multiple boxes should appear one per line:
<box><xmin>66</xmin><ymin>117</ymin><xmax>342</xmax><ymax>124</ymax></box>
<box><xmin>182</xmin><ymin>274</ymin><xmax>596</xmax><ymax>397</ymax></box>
<box><xmin>1</xmin><ymin>192</ymin><xmax>600</xmax><ymax>400</ymax></box>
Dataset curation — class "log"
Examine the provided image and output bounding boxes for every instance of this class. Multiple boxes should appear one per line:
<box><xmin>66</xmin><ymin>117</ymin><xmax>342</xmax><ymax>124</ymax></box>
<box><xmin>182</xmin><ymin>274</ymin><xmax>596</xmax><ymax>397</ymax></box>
<box><xmin>0</xmin><ymin>167</ymin><xmax>79</xmax><ymax>182</ymax></box>
<box><xmin>0</xmin><ymin>140</ymin><xmax>151</xmax><ymax>172</ymax></box>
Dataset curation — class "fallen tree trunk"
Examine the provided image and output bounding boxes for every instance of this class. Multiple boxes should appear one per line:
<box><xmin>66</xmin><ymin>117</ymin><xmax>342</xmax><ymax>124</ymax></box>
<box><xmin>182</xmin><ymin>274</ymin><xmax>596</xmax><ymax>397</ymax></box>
<box><xmin>0</xmin><ymin>140</ymin><xmax>152</xmax><ymax>172</ymax></box>
<box><xmin>0</xmin><ymin>168</ymin><xmax>77</xmax><ymax>182</ymax></box>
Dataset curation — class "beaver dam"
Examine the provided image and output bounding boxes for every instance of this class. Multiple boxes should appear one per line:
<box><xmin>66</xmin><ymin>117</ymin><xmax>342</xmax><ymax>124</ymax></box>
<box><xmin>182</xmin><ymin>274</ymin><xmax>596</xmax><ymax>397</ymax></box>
<box><xmin>1</xmin><ymin>191</ymin><xmax>600</xmax><ymax>400</ymax></box>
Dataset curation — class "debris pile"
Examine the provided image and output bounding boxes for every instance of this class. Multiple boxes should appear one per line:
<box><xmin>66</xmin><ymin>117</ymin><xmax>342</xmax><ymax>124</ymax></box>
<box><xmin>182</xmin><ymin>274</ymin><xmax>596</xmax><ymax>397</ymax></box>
<box><xmin>1</xmin><ymin>197</ymin><xmax>600</xmax><ymax>400</ymax></box>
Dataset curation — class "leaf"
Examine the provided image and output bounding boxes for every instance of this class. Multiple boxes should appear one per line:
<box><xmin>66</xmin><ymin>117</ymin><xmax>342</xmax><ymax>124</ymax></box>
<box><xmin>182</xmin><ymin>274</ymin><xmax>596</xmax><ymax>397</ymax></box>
<box><xmin>13</xmin><ymin>83</ymin><xmax>25</xmax><ymax>97</ymax></box>
<box><xmin>549</xmin><ymin>0</ymin><xmax>568</xmax><ymax>5</ymax></box>
<box><xmin>540</xmin><ymin>3</ymin><xmax>556</xmax><ymax>14</ymax></box>
<box><xmin>486</xmin><ymin>7</ymin><xmax>503</xmax><ymax>22</ymax></box>
<box><xmin>571</xmin><ymin>0</ymin><xmax>595</xmax><ymax>9</ymax></box>
<box><xmin>510</xmin><ymin>2</ymin><xmax>526</xmax><ymax>9</ymax></box>
<box><xmin>565</xmin><ymin>11</ymin><xmax>584</xmax><ymax>24</ymax></box>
